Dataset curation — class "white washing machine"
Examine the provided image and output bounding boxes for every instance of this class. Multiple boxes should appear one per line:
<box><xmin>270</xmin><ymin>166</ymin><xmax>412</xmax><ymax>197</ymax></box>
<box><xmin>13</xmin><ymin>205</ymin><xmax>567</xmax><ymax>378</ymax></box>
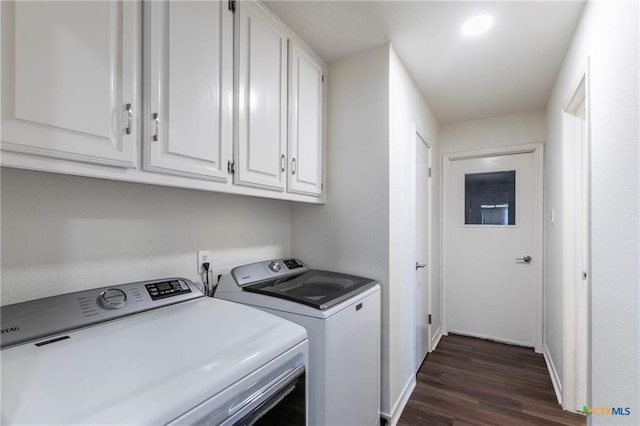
<box><xmin>215</xmin><ymin>259</ymin><xmax>381</xmax><ymax>426</ymax></box>
<box><xmin>1</xmin><ymin>278</ymin><xmax>308</xmax><ymax>425</ymax></box>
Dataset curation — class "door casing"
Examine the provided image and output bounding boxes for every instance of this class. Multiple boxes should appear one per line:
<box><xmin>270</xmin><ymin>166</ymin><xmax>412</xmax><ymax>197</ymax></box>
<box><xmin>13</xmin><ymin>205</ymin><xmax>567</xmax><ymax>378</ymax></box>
<box><xmin>442</xmin><ymin>143</ymin><xmax>544</xmax><ymax>353</ymax></box>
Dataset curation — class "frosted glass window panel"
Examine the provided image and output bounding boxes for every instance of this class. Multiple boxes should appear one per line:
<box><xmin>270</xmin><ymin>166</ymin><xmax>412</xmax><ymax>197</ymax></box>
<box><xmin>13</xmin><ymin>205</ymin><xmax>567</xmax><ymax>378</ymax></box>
<box><xmin>465</xmin><ymin>171</ymin><xmax>516</xmax><ymax>225</ymax></box>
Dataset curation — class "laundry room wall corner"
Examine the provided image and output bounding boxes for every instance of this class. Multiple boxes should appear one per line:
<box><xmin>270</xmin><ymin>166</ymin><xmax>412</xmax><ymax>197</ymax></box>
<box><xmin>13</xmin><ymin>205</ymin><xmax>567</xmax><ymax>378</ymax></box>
<box><xmin>292</xmin><ymin>43</ymin><xmax>441</xmax><ymax>422</ymax></box>
<box><xmin>291</xmin><ymin>43</ymin><xmax>392</xmax><ymax>414</ymax></box>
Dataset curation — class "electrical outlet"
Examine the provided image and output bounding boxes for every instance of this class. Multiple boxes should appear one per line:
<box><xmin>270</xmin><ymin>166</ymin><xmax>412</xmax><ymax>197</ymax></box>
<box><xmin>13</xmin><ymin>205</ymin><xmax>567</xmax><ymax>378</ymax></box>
<box><xmin>197</xmin><ymin>250</ymin><xmax>212</xmax><ymax>274</ymax></box>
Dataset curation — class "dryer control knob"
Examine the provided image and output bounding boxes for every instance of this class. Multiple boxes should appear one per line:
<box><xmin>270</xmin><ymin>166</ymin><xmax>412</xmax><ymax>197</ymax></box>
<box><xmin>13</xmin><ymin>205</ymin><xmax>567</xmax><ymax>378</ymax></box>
<box><xmin>268</xmin><ymin>261</ymin><xmax>281</xmax><ymax>272</ymax></box>
<box><xmin>99</xmin><ymin>289</ymin><xmax>127</xmax><ymax>309</ymax></box>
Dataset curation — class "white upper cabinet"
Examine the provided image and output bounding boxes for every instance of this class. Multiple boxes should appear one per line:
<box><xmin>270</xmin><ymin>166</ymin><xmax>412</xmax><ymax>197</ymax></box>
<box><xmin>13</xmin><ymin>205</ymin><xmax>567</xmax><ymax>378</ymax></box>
<box><xmin>235</xmin><ymin>1</ymin><xmax>289</xmax><ymax>191</ymax></box>
<box><xmin>1</xmin><ymin>0</ymin><xmax>325</xmax><ymax>203</ymax></box>
<box><xmin>287</xmin><ymin>42</ymin><xmax>324</xmax><ymax>197</ymax></box>
<box><xmin>1</xmin><ymin>0</ymin><xmax>138</xmax><ymax>168</ymax></box>
<box><xmin>144</xmin><ymin>0</ymin><xmax>233</xmax><ymax>181</ymax></box>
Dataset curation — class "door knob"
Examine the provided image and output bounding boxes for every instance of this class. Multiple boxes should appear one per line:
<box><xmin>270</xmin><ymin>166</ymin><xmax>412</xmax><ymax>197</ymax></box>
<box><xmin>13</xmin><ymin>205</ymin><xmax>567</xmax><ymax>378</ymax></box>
<box><xmin>516</xmin><ymin>255</ymin><xmax>532</xmax><ymax>263</ymax></box>
<box><xmin>416</xmin><ymin>262</ymin><xmax>426</xmax><ymax>270</ymax></box>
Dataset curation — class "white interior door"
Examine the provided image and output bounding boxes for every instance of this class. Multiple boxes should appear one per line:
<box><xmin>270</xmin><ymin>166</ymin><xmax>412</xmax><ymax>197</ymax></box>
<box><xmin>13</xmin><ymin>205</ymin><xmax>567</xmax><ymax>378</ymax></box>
<box><xmin>414</xmin><ymin>131</ymin><xmax>431</xmax><ymax>370</ymax></box>
<box><xmin>446</xmin><ymin>152</ymin><xmax>537</xmax><ymax>347</ymax></box>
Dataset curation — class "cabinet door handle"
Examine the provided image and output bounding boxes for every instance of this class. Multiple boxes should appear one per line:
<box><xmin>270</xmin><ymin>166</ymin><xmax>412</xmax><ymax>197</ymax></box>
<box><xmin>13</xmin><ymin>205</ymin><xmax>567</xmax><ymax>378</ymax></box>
<box><xmin>125</xmin><ymin>103</ymin><xmax>133</xmax><ymax>135</ymax></box>
<box><xmin>152</xmin><ymin>113</ymin><xmax>160</xmax><ymax>142</ymax></box>
<box><xmin>291</xmin><ymin>158</ymin><xmax>297</xmax><ymax>175</ymax></box>
<box><xmin>281</xmin><ymin>154</ymin><xmax>286</xmax><ymax>172</ymax></box>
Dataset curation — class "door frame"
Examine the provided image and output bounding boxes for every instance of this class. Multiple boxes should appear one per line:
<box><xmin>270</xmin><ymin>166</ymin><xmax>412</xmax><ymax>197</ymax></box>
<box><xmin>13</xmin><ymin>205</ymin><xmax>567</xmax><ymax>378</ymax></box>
<box><xmin>442</xmin><ymin>142</ymin><xmax>544</xmax><ymax>352</ymax></box>
<box><xmin>411</xmin><ymin>124</ymin><xmax>433</xmax><ymax>371</ymax></box>
<box><xmin>561</xmin><ymin>58</ymin><xmax>590</xmax><ymax>412</ymax></box>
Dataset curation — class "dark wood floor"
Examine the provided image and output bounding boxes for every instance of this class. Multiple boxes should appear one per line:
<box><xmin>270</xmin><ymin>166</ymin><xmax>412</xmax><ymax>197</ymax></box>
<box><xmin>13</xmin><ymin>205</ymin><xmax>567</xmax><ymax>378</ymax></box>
<box><xmin>398</xmin><ymin>334</ymin><xmax>586</xmax><ymax>426</ymax></box>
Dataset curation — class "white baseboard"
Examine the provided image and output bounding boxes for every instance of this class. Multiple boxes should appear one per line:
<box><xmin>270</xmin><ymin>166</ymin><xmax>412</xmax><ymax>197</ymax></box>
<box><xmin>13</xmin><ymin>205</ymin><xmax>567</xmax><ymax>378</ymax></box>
<box><xmin>381</xmin><ymin>375</ymin><xmax>416</xmax><ymax>426</ymax></box>
<box><xmin>542</xmin><ymin>344</ymin><xmax>563</xmax><ymax>405</ymax></box>
<box><xmin>448</xmin><ymin>329</ymin><xmax>534</xmax><ymax>348</ymax></box>
<box><xmin>430</xmin><ymin>327</ymin><xmax>443</xmax><ymax>351</ymax></box>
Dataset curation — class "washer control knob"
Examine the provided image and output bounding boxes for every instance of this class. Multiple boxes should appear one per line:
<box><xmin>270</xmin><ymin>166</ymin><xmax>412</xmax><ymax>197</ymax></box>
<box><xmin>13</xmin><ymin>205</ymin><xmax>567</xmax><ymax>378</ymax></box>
<box><xmin>99</xmin><ymin>289</ymin><xmax>127</xmax><ymax>309</ymax></box>
<box><xmin>268</xmin><ymin>261</ymin><xmax>281</xmax><ymax>272</ymax></box>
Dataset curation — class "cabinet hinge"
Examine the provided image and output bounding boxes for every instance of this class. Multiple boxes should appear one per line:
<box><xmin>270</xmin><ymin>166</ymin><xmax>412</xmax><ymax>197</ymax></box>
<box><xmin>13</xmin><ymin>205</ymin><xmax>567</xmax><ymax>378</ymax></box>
<box><xmin>428</xmin><ymin>314</ymin><xmax>432</xmax><ymax>325</ymax></box>
<box><xmin>228</xmin><ymin>0</ymin><xmax>236</xmax><ymax>13</ymax></box>
<box><xmin>428</xmin><ymin>167</ymin><xmax>432</xmax><ymax>178</ymax></box>
<box><xmin>322</xmin><ymin>75</ymin><xmax>325</xmax><ymax>83</ymax></box>
<box><xmin>321</xmin><ymin>183</ymin><xmax>324</xmax><ymax>190</ymax></box>
<box><xmin>227</xmin><ymin>160</ymin><xmax>235</xmax><ymax>175</ymax></box>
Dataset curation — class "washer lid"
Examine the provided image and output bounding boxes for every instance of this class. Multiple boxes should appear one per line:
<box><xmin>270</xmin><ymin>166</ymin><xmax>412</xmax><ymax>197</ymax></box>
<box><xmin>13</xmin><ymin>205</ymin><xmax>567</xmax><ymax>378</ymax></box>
<box><xmin>243</xmin><ymin>270</ymin><xmax>377</xmax><ymax>310</ymax></box>
<box><xmin>1</xmin><ymin>298</ymin><xmax>307</xmax><ymax>425</ymax></box>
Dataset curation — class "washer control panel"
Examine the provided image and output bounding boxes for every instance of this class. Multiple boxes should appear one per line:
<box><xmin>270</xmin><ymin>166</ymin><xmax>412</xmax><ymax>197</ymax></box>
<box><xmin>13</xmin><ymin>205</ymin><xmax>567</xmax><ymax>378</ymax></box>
<box><xmin>145</xmin><ymin>279</ymin><xmax>191</xmax><ymax>300</ymax></box>
<box><xmin>0</xmin><ymin>277</ymin><xmax>202</xmax><ymax>349</ymax></box>
<box><xmin>231</xmin><ymin>258</ymin><xmax>309</xmax><ymax>287</ymax></box>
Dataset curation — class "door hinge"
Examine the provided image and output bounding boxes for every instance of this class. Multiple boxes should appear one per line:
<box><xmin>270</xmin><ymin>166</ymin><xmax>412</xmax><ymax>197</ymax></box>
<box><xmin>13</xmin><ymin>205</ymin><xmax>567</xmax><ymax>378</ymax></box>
<box><xmin>227</xmin><ymin>160</ymin><xmax>235</xmax><ymax>175</ymax></box>
<box><xmin>321</xmin><ymin>183</ymin><xmax>324</xmax><ymax>190</ymax></box>
<box><xmin>228</xmin><ymin>0</ymin><xmax>236</xmax><ymax>13</ymax></box>
<box><xmin>322</xmin><ymin>75</ymin><xmax>325</xmax><ymax>83</ymax></box>
<box><xmin>428</xmin><ymin>314</ymin><xmax>432</xmax><ymax>325</ymax></box>
<box><xmin>582</xmin><ymin>271</ymin><xmax>588</xmax><ymax>280</ymax></box>
<box><xmin>428</xmin><ymin>167</ymin><xmax>432</xmax><ymax>178</ymax></box>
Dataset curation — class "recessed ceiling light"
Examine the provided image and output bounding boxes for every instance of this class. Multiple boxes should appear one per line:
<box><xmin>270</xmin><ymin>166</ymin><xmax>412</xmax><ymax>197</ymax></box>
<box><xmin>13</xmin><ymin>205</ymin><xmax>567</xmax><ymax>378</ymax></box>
<box><xmin>461</xmin><ymin>14</ymin><xmax>493</xmax><ymax>37</ymax></box>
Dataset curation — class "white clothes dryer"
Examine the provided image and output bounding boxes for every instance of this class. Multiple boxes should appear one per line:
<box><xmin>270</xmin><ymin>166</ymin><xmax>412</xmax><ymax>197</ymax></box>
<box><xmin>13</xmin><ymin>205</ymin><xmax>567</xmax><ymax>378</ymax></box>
<box><xmin>1</xmin><ymin>277</ymin><xmax>308</xmax><ymax>425</ymax></box>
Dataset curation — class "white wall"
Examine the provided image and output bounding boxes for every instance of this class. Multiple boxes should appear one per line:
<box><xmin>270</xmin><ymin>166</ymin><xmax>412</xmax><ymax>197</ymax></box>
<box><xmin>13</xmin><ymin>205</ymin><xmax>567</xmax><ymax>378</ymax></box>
<box><xmin>1</xmin><ymin>168</ymin><xmax>292</xmax><ymax>305</ymax></box>
<box><xmin>546</xmin><ymin>1</ymin><xmax>639</xmax><ymax>423</ymax></box>
<box><xmin>388</xmin><ymin>46</ymin><xmax>440</xmax><ymax>416</ymax></box>
<box><xmin>439</xmin><ymin>109</ymin><xmax>546</xmax><ymax>155</ymax></box>
<box><xmin>291</xmin><ymin>48</ymin><xmax>390</xmax><ymax>277</ymax></box>
<box><xmin>544</xmin><ymin>76</ymin><xmax>567</xmax><ymax>403</ymax></box>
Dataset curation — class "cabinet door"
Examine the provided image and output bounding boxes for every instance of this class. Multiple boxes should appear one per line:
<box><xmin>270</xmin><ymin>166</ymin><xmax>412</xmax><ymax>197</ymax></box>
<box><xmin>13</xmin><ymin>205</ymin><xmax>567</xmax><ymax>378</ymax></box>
<box><xmin>1</xmin><ymin>0</ymin><xmax>138</xmax><ymax>168</ymax></box>
<box><xmin>144</xmin><ymin>0</ymin><xmax>232</xmax><ymax>181</ymax></box>
<box><xmin>287</xmin><ymin>43</ymin><xmax>323</xmax><ymax>197</ymax></box>
<box><xmin>235</xmin><ymin>2</ymin><xmax>288</xmax><ymax>191</ymax></box>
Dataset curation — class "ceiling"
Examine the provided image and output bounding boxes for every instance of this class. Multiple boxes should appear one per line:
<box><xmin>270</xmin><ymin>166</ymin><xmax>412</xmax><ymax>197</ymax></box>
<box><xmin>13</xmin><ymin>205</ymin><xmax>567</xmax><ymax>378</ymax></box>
<box><xmin>264</xmin><ymin>1</ymin><xmax>586</xmax><ymax>125</ymax></box>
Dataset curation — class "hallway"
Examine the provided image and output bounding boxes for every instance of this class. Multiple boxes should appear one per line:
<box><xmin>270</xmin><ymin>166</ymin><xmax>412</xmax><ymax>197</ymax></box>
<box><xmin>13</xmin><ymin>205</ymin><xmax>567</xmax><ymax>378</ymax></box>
<box><xmin>398</xmin><ymin>334</ymin><xmax>586</xmax><ymax>425</ymax></box>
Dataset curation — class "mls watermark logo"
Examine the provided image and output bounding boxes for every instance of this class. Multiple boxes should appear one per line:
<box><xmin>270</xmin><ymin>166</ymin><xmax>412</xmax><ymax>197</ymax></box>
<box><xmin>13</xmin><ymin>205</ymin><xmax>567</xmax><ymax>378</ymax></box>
<box><xmin>582</xmin><ymin>406</ymin><xmax>631</xmax><ymax>417</ymax></box>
